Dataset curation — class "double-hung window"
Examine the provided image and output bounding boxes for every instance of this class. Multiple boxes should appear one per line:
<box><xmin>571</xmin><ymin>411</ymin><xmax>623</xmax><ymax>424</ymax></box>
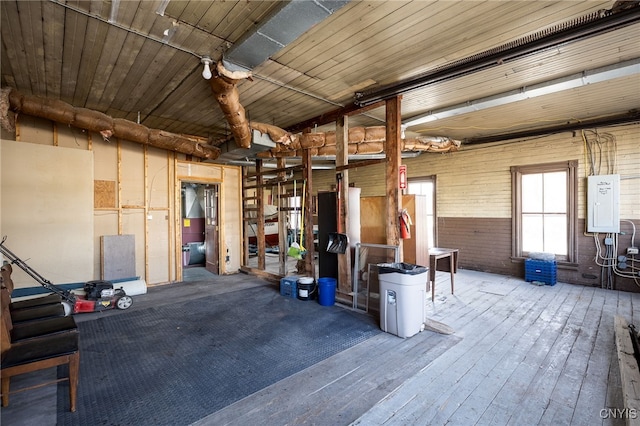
<box><xmin>511</xmin><ymin>160</ymin><xmax>578</xmax><ymax>263</ymax></box>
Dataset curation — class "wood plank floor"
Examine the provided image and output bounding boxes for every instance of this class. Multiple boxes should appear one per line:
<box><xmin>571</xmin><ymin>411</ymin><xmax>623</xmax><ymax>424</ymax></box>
<box><xmin>196</xmin><ymin>269</ymin><xmax>638</xmax><ymax>426</ymax></box>
<box><xmin>3</xmin><ymin>269</ymin><xmax>638</xmax><ymax>425</ymax></box>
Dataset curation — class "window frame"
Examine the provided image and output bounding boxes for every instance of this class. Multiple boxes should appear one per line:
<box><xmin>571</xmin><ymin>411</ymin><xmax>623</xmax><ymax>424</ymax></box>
<box><xmin>511</xmin><ymin>160</ymin><xmax>578</xmax><ymax>264</ymax></box>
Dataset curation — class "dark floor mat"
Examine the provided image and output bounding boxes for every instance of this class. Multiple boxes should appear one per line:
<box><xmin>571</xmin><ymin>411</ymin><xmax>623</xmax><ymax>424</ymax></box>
<box><xmin>57</xmin><ymin>286</ymin><xmax>380</xmax><ymax>425</ymax></box>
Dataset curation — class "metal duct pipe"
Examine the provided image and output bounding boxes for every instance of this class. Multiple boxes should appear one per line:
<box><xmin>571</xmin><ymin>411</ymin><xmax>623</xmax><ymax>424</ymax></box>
<box><xmin>208</xmin><ymin>1</ymin><xmax>349</xmax><ymax>151</ymax></box>
<box><xmin>464</xmin><ymin>110</ymin><xmax>640</xmax><ymax>145</ymax></box>
<box><xmin>222</xmin><ymin>0</ymin><xmax>350</xmax><ymax>72</ymax></box>
<box><xmin>355</xmin><ymin>4</ymin><xmax>640</xmax><ymax>106</ymax></box>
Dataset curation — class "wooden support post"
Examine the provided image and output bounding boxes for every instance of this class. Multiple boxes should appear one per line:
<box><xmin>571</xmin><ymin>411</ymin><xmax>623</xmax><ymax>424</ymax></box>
<box><xmin>302</xmin><ymin>149</ymin><xmax>315</xmax><ymax>278</ymax></box>
<box><xmin>242</xmin><ymin>168</ymin><xmax>250</xmax><ymax>266</ymax></box>
<box><xmin>385</xmin><ymin>96</ymin><xmax>402</xmax><ymax>258</ymax></box>
<box><xmin>277</xmin><ymin>157</ymin><xmax>287</xmax><ymax>276</ymax></box>
<box><xmin>336</xmin><ymin>115</ymin><xmax>352</xmax><ymax>297</ymax></box>
<box><xmin>256</xmin><ymin>159</ymin><xmax>266</xmax><ymax>270</ymax></box>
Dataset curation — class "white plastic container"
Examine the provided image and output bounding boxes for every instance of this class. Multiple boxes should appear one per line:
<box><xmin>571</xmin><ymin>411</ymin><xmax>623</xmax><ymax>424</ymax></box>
<box><xmin>378</xmin><ymin>263</ymin><xmax>427</xmax><ymax>338</ymax></box>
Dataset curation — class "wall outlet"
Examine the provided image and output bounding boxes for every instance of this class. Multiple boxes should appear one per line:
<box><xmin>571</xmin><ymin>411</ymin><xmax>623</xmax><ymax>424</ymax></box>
<box><xmin>628</xmin><ymin>247</ymin><xmax>639</xmax><ymax>255</ymax></box>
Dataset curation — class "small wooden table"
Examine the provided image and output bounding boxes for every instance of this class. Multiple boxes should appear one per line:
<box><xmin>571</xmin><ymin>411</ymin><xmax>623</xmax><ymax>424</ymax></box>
<box><xmin>428</xmin><ymin>248</ymin><xmax>459</xmax><ymax>301</ymax></box>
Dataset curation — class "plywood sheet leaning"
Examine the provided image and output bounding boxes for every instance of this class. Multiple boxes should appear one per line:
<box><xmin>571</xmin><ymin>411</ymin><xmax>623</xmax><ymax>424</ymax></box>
<box><xmin>101</xmin><ymin>235</ymin><xmax>136</xmax><ymax>281</ymax></box>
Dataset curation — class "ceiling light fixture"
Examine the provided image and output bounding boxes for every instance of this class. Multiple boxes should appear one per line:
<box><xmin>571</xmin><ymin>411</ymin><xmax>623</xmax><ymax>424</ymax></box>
<box><xmin>201</xmin><ymin>56</ymin><xmax>213</xmax><ymax>80</ymax></box>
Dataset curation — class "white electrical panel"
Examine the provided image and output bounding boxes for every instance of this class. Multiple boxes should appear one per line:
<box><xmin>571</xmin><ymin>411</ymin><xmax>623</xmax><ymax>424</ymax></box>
<box><xmin>587</xmin><ymin>174</ymin><xmax>620</xmax><ymax>233</ymax></box>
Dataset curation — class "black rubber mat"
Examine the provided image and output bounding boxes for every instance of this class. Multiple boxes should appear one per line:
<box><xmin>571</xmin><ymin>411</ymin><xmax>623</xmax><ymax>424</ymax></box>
<box><xmin>57</xmin><ymin>286</ymin><xmax>380</xmax><ymax>425</ymax></box>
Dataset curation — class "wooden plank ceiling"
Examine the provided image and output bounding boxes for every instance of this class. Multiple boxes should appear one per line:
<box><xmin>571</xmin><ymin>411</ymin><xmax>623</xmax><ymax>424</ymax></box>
<box><xmin>1</xmin><ymin>0</ymin><xmax>638</xmax><ymax>158</ymax></box>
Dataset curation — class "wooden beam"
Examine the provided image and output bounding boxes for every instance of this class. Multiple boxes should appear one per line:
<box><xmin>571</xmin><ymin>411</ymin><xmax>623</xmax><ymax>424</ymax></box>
<box><xmin>239</xmin><ymin>266</ymin><xmax>281</xmax><ymax>284</ymax></box>
<box><xmin>335</xmin><ymin>159</ymin><xmax>385</xmax><ymax>171</ymax></box>
<box><xmin>243</xmin><ymin>177</ymin><xmax>289</xmax><ymax>190</ymax></box>
<box><xmin>277</xmin><ymin>157</ymin><xmax>288</xmax><ymax>276</ymax></box>
<box><xmin>336</xmin><ymin>115</ymin><xmax>352</xmax><ymax>298</ymax></box>
<box><xmin>242</xmin><ymin>168</ymin><xmax>250</xmax><ymax>266</ymax></box>
<box><xmin>614</xmin><ymin>315</ymin><xmax>640</xmax><ymax>426</ymax></box>
<box><xmin>245</xmin><ymin>164</ymin><xmax>305</xmax><ymax>177</ymax></box>
<box><xmin>385</xmin><ymin>96</ymin><xmax>402</xmax><ymax>257</ymax></box>
<box><xmin>286</xmin><ymin>101</ymin><xmax>385</xmax><ymax>134</ymax></box>
<box><xmin>256</xmin><ymin>159</ymin><xmax>266</xmax><ymax>270</ymax></box>
<box><xmin>302</xmin><ymin>149</ymin><xmax>315</xmax><ymax>278</ymax></box>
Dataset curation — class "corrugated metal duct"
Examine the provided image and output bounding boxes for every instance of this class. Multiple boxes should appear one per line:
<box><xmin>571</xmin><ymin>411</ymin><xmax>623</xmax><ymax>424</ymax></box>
<box><xmin>222</xmin><ymin>0</ymin><xmax>350</xmax><ymax>72</ymax></box>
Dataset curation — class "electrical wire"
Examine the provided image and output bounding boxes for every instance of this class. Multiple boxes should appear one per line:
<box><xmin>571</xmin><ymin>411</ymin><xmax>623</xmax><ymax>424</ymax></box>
<box><xmin>622</xmin><ymin>219</ymin><xmax>637</xmax><ymax>248</ymax></box>
<box><xmin>593</xmin><ymin>228</ymin><xmax>640</xmax><ymax>287</ymax></box>
<box><xmin>582</xmin><ymin>130</ymin><xmax>617</xmax><ymax>176</ymax></box>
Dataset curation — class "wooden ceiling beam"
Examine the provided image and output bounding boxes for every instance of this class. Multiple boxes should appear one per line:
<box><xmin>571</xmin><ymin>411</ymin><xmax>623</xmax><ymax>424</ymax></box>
<box><xmin>285</xmin><ymin>100</ymin><xmax>385</xmax><ymax>134</ymax></box>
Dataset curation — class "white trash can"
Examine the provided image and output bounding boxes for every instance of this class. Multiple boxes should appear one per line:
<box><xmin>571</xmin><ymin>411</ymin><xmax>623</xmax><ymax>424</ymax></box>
<box><xmin>378</xmin><ymin>262</ymin><xmax>428</xmax><ymax>338</ymax></box>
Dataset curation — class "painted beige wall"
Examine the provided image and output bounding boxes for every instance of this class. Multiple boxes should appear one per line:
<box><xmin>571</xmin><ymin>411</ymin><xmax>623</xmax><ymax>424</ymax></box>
<box><xmin>1</xmin><ymin>115</ymin><xmax>243</xmax><ymax>289</ymax></box>
<box><xmin>1</xmin><ymin>140</ymin><xmax>94</xmax><ymax>288</ymax></box>
<box><xmin>313</xmin><ymin>124</ymin><xmax>639</xmax><ymax>221</ymax></box>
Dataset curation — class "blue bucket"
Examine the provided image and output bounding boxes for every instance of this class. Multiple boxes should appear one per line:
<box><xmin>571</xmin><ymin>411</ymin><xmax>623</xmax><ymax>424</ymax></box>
<box><xmin>317</xmin><ymin>277</ymin><xmax>337</xmax><ymax>306</ymax></box>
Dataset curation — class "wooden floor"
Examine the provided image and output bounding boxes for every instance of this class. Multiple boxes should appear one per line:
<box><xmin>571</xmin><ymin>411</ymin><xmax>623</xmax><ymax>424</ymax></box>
<box><xmin>3</xmin><ymin>269</ymin><xmax>638</xmax><ymax>425</ymax></box>
<box><xmin>196</xmin><ymin>269</ymin><xmax>638</xmax><ymax>426</ymax></box>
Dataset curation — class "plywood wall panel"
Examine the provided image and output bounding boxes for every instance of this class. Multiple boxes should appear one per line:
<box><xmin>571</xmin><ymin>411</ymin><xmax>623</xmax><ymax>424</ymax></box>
<box><xmin>360</xmin><ymin>195</ymin><xmax>429</xmax><ymax>265</ymax></box>
<box><xmin>120</xmin><ymin>140</ymin><xmax>145</xmax><ymax>206</ymax></box>
<box><xmin>93</xmin><ymin>133</ymin><xmax>118</xmax><ymax>182</ymax></box>
<box><xmin>16</xmin><ymin>115</ymin><xmax>53</xmax><ymax>144</ymax></box>
<box><xmin>93</xmin><ymin>211</ymin><xmax>119</xmax><ymax>280</ymax></box>
<box><xmin>94</xmin><ymin>179</ymin><xmax>116</xmax><ymax>209</ymax></box>
<box><xmin>148</xmin><ymin>209</ymin><xmax>170</xmax><ymax>284</ymax></box>
<box><xmin>57</xmin><ymin>125</ymin><xmax>89</xmax><ymax>150</ymax></box>
<box><xmin>1</xmin><ymin>140</ymin><xmax>93</xmax><ymax>288</ymax></box>
<box><xmin>177</xmin><ymin>161</ymin><xmax>223</xmax><ymax>180</ymax></box>
<box><xmin>121</xmin><ymin>210</ymin><xmax>146</xmax><ymax>280</ymax></box>
<box><xmin>222</xmin><ymin>166</ymin><xmax>242</xmax><ymax>273</ymax></box>
<box><xmin>359</xmin><ymin>196</ymin><xmax>386</xmax><ymax>245</ymax></box>
<box><xmin>148</xmin><ymin>147</ymin><xmax>170</xmax><ymax>209</ymax></box>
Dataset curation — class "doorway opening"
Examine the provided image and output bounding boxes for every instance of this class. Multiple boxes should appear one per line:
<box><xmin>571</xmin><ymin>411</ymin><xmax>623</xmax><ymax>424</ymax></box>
<box><xmin>407</xmin><ymin>176</ymin><xmax>436</xmax><ymax>248</ymax></box>
<box><xmin>181</xmin><ymin>182</ymin><xmax>219</xmax><ymax>281</ymax></box>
